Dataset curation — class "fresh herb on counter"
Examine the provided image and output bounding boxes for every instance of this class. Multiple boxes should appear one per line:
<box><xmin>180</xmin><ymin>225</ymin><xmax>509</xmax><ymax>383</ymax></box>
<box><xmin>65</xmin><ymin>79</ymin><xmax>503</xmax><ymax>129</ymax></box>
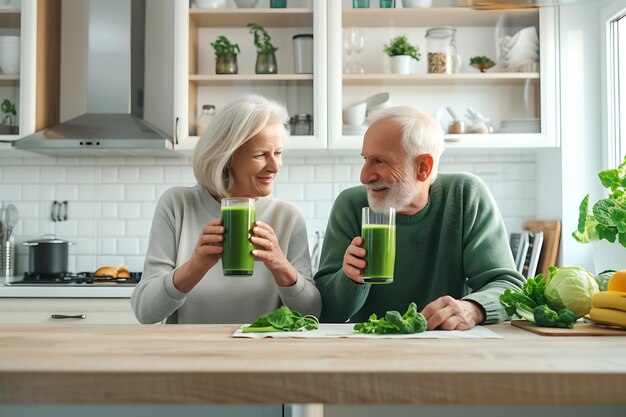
<box><xmin>242</xmin><ymin>306</ymin><xmax>319</xmax><ymax>333</ymax></box>
<box><xmin>353</xmin><ymin>302</ymin><xmax>427</xmax><ymax>334</ymax></box>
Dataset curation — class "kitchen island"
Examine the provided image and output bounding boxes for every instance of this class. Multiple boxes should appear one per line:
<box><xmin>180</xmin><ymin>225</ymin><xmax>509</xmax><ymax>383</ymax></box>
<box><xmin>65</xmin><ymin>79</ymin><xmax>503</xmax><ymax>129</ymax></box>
<box><xmin>0</xmin><ymin>323</ymin><xmax>625</xmax><ymax>405</ymax></box>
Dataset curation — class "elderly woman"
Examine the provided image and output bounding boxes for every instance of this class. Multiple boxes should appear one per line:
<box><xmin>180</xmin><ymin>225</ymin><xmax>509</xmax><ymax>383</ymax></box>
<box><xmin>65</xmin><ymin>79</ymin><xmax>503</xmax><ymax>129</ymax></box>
<box><xmin>131</xmin><ymin>95</ymin><xmax>321</xmax><ymax>324</ymax></box>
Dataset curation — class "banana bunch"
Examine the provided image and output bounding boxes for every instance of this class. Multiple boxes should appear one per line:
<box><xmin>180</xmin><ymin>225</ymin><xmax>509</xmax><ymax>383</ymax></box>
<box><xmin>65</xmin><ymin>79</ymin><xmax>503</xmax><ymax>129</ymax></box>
<box><xmin>589</xmin><ymin>270</ymin><xmax>626</xmax><ymax>328</ymax></box>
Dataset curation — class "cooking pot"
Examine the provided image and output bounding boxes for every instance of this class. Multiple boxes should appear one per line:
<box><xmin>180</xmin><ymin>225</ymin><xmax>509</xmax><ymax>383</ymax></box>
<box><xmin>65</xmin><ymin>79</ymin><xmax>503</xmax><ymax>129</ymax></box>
<box><xmin>23</xmin><ymin>236</ymin><xmax>75</xmax><ymax>274</ymax></box>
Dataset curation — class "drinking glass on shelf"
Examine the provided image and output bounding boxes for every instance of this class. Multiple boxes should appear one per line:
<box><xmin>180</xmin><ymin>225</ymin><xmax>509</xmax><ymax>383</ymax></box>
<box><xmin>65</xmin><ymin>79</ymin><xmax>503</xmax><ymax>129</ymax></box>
<box><xmin>344</xmin><ymin>27</ymin><xmax>365</xmax><ymax>74</ymax></box>
<box><xmin>351</xmin><ymin>28</ymin><xmax>365</xmax><ymax>74</ymax></box>
<box><xmin>343</xmin><ymin>27</ymin><xmax>355</xmax><ymax>74</ymax></box>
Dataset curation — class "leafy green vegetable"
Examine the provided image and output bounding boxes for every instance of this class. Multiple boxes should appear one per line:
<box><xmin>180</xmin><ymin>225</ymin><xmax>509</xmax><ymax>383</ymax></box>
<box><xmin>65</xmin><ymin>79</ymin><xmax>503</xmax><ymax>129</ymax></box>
<box><xmin>499</xmin><ymin>288</ymin><xmax>537</xmax><ymax>317</ymax></box>
<box><xmin>544</xmin><ymin>265</ymin><xmax>599</xmax><ymax>319</ymax></box>
<box><xmin>353</xmin><ymin>302</ymin><xmax>427</xmax><ymax>334</ymax></box>
<box><xmin>499</xmin><ymin>273</ymin><xmax>548</xmax><ymax>317</ymax></box>
<box><xmin>514</xmin><ymin>303</ymin><xmax>536</xmax><ymax>323</ymax></box>
<box><xmin>573</xmin><ymin>156</ymin><xmax>626</xmax><ymax>248</ymax></box>
<box><xmin>242</xmin><ymin>306</ymin><xmax>318</xmax><ymax>333</ymax></box>
<box><xmin>532</xmin><ymin>305</ymin><xmax>576</xmax><ymax>329</ymax></box>
<box><xmin>595</xmin><ymin>269</ymin><xmax>616</xmax><ymax>291</ymax></box>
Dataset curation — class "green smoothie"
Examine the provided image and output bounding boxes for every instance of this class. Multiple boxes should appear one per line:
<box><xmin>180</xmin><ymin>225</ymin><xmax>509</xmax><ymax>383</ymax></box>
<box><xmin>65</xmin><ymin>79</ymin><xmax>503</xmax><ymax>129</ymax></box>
<box><xmin>362</xmin><ymin>224</ymin><xmax>396</xmax><ymax>284</ymax></box>
<box><xmin>221</xmin><ymin>206</ymin><xmax>255</xmax><ymax>276</ymax></box>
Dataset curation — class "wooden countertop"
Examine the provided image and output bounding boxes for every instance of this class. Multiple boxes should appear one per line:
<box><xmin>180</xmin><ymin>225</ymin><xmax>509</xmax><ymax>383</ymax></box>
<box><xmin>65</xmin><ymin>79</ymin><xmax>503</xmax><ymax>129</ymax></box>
<box><xmin>0</xmin><ymin>323</ymin><xmax>625</xmax><ymax>404</ymax></box>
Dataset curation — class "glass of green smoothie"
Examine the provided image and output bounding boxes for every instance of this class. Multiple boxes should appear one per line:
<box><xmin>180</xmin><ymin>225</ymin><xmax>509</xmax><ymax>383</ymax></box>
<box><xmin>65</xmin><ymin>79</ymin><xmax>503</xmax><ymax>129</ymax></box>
<box><xmin>361</xmin><ymin>207</ymin><xmax>396</xmax><ymax>284</ymax></box>
<box><xmin>221</xmin><ymin>197</ymin><xmax>255</xmax><ymax>276</ymax></box>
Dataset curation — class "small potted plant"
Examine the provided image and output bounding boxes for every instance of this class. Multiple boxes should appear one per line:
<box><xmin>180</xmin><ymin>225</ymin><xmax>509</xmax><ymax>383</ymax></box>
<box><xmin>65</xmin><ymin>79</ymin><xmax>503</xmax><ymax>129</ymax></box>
<box><xmin>469</xmin><ymin>56</ymin><xmax>495</xmax><ymax>73</ymax></box>
<box><xmin>248</xmin><ymin>23</ymin><xmax>278</xmax><ymax>74</ymax></box>
<box><xmin>383</xmin><ymin>35</ymin><xmax>420</xmax><ymax>75</ymax></box>
<box><xmin>210</xmin><ymin>35</ymin><xmax>240</xmax><ymax>75</ymax></box>
<box><xmin>0</xmin><ymin>99</ymin><xmax>17</xmax><ymax>135</ymax></box>
<box><xmin>573</xmin><ymin>155</ymin><xmax>626</xmax><ymax>272</ymax></box>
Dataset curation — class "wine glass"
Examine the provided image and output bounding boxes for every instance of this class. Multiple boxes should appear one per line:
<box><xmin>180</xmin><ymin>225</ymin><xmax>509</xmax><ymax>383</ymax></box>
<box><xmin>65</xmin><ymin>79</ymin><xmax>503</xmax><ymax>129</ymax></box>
<box><xmin>351</xmin><ymin>27</ymin><xmax>365</xmax><ymax>74</ymax></box>
<box><xmin>343</xmin><ymin>27</ymin><xmax>355</xmax><ymax>74</ymax></box>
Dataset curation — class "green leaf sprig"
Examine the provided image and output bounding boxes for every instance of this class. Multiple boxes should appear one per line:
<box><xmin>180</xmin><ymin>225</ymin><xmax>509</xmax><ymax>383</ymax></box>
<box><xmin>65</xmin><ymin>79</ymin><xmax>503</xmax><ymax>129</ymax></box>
<box><xmin>247</xmin><ymin>23</ymin><xmax>278</xmax><ymax>54</ymax></box>
<box><xmin>242</xmin><ymin>306</ymin><xmax>318</xmax><ymax>333</ymax></box>
<box><xmin>353</xmin><ymin>302</ymin><xmax>427</xmax><ymax>334</ymax></box>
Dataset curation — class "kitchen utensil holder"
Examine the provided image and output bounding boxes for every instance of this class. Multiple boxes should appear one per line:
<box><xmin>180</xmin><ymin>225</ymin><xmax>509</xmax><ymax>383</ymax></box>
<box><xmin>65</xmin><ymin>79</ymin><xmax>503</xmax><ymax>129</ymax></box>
<box><xmin>0</xmin><ymin>238</ymin><xmax>15</xmax><ymax>278</ymax></box>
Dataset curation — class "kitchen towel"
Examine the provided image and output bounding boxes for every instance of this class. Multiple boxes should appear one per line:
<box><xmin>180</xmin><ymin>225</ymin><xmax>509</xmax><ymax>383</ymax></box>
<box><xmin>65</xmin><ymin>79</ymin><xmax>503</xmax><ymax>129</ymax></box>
<box><xmin>233</xmin><ymin>323</ymin><xmax>503</xmax><ymax>339</ymax></box>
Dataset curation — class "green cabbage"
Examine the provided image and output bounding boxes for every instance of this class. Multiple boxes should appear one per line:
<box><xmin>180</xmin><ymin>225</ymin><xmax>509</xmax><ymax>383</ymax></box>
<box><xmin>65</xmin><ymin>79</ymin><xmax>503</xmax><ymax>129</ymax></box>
<box><xmin>595</xmin><ymin>270</ymin><xmax>616</xmax><ymax>292</ymax></box>
<box><xmin>544</xmin><ymin>266</ymin><xmax>599</xmax><ymax>319</ymax></box>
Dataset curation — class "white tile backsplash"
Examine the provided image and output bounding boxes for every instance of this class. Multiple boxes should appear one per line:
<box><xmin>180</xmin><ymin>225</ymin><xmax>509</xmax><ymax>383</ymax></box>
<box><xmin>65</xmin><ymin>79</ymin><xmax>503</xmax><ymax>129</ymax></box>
<box><xmin>1</xmin><ymin>152</ymin><xmax>537</xmax><ymax>273</ymax></box>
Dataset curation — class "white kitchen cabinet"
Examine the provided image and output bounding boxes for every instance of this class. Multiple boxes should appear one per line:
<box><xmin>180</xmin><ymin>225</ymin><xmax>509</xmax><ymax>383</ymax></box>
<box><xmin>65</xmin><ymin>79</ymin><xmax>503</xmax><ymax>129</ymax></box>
<box><xmin>0</xmin><ymin>0</ymin><xmax>36</xmax><ymax>145</ymax></box>
<box><xmin>174</xmin><ymin>0</ymin><xmax>327</xmax><ymax>152</ymax></box>
<box><xmin>0</xmin><ymin>297</ymin><xmax>139</xmax><ymax>324</ymax></box>
<box><xmin>328</xmin><ymin>1</ymin><xmax>559</xmax><ymax>150</ymax></box>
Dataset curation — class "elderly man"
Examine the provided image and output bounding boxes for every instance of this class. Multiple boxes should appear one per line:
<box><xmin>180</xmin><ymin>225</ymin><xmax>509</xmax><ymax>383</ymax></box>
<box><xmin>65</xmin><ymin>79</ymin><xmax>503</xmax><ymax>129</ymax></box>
<box><xmin>314</xmin><ymin>106</ymin><xmax>524</xmax><ymax>330</ymax></box>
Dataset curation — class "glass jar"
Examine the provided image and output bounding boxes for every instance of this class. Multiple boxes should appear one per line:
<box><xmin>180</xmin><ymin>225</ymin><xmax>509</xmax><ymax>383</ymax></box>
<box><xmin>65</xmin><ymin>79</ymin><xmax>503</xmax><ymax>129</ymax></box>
<box><xmin>425</xmin><ymin>27</ymin><xmax>459</xmax><ymax>74</ymax></box>
<box><xmin>289</xmin><ymin>114</ymin><xmax>313</xmax><ymax>136</ymax></box>
<box><xmin>196</xmin><ymin>104</ymin><xmax>216</xmax><ymax>136</ymax></box>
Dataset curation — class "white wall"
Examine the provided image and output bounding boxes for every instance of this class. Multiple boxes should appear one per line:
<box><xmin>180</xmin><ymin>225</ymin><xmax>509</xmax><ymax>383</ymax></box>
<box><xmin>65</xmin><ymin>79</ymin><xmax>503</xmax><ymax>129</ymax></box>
<box><xmin>556</xmin><ymin>1</ymin><xmax>605</xmax><ymax>270</ymax></box>
<box><xmin>0</xmin><ymin>151</ymin><xmax>536</xmax><ymax>275</ymax></box>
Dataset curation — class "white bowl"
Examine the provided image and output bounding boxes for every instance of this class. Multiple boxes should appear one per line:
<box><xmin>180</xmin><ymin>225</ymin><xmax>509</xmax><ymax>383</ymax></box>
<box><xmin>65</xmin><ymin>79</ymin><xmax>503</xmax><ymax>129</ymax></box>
<box><xmin>194</xmin><ymin>0</ymin><xmax>226</xmax><ymax>8</ymax></box>
<box><xmin>402</xmin><ymin>0</ymin><xmax>432</xmax><ymax>7</ymax></box>
<box><xmin>342</xmin><ymin>102</ymin><xmax>367</xmax><ymax>126</ymax></box>
<box><xmin>233</xmin><ymin>0</ymin><xmax>259</xmax><ymax>8</ymax></box>
<box><xmin>365</xmin><ymin>92</ymin><xmax>391</xmax><ymax>112</ymax></box>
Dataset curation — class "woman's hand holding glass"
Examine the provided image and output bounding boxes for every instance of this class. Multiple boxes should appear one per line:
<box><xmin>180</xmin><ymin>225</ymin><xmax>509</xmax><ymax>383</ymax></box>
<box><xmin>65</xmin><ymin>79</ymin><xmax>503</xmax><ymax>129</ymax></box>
<box><xmin>250</xmin><ymin>220</ymin><xmax>297</xmax><ymax>287</ymax></box>
<box><xmin>190</xmin><ymin>218</ymin><xmax>225</xmax><ymax>271</ymax></box>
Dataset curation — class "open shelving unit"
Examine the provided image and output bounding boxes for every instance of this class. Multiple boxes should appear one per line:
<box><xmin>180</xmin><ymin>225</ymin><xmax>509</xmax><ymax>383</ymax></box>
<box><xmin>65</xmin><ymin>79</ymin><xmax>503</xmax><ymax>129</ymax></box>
<box><xmin>328</xmin><ymin>1</ymin><xmax>558</xmax><ymax>150</ymax></box>
<box><xmin>183</xmin><ymin>4</ymin><xmax>327</xmax><ymax>151</ymax></box>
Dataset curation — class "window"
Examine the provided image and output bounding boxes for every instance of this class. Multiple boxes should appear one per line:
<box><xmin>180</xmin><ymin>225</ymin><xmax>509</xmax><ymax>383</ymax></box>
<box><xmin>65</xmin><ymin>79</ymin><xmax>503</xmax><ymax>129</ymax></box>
<box><xmin>607</xmin><ymin>8</ymin><xmax>626</xmax><ymax>167</ymax></box>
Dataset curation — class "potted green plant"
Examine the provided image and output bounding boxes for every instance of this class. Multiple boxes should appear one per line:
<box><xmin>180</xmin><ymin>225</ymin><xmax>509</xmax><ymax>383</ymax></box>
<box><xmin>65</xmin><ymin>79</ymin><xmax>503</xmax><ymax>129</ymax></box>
<box><xmin>0</xmin><ymin>99</ymin><xmax>17</xmax><ymax>135</ymax></box>
<box><xmin>247</xmin><ymin>23</ymin><xmax>278</xmax><ymax>74</ymax></box>
<box><xmin>469</xmin><ymin>56</ymin><xmax>495</xmax><ymax>73</ymax></box>
<box><xmin>383</xmin><ymin>35</ymin><xmax>420</xmax><ymax>75</ymax></box>
<box><xmin>573</xmin><ymin>156</ymin><xmax>626</xmax><ymax>272</ymax></box>
<box><xmin>210</xmin><ymin>35</ymin><xmax>240</xmax><ymax>75</ymax></box>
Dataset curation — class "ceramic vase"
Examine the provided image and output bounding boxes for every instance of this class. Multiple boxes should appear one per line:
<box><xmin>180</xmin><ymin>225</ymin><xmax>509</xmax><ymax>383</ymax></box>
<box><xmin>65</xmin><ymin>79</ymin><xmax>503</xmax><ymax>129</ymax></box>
<box><xmin>255</xmin><ymin>52</ymin><xmax>277</xmax><ymax>74</ymax></box>
<box><xmin>592</xmin><ymin>239</ymin><xmax>626</xmax><ymax>274</ymax></box>
<box><xmin>390</xmin><ymin>55</ymin><xmax>412</xmax><ymax>75</ymax></box>
<box><xmin>216</xmin><ymin>54</ymin><xmax>238</xmax><ymax>74</ymax></box>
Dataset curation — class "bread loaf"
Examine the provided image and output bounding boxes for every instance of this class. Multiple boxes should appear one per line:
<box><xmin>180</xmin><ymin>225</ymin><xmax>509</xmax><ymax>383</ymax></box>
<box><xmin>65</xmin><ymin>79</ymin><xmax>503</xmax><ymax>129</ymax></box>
<box><xmin>95</xmin><ymin>266</ymin><xmax>117</xmax><ymax>277</ymax></box>
<box><xmin>117</xmin><ymin>265</ymin><xmax>130</xmax><ymax>278</ymax></box>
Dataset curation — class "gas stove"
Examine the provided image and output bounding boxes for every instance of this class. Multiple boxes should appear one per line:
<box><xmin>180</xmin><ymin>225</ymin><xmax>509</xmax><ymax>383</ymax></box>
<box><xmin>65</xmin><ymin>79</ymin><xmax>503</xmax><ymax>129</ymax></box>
<box><xmin>7</xmin><ymin>271</ymin><xmax>142</xmax><ymax>286</ymax></box>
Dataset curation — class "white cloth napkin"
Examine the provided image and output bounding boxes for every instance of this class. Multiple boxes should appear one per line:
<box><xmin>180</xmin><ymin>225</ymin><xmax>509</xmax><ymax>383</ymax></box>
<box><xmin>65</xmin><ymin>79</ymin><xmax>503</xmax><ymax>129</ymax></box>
<box><xmin>233</xmin><ymin>323</ymin><xmax>503</xmax><ymax>339</ymax></box>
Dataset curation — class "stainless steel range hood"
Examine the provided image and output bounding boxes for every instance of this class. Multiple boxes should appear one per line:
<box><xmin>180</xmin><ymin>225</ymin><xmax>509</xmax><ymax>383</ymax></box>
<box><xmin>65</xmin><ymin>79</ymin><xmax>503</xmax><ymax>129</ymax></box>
<box><xmin>14</xmin><ymin>0</ymin><xmax>179</xmax><ymax>157</ymax></box>
<box><xmin>14</xmin><ymin>113</ymin><xmax>175</xmax><ymax>157</ymax></box>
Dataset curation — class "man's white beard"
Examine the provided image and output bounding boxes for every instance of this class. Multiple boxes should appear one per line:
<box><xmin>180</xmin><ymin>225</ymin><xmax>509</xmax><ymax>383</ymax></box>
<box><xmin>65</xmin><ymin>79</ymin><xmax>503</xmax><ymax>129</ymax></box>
<box><xmin>366</xmin><ymin>178</ymin><xmax>419</xmax><ymax>213</ymax></box>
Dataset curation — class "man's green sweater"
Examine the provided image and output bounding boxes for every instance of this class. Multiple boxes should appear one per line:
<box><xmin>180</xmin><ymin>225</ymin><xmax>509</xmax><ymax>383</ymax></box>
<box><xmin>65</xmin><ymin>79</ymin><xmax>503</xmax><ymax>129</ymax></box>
<box><xmin>314</xmin><ymin>173</ymin><xmax>525</xmax><ymax>324</ymax></box>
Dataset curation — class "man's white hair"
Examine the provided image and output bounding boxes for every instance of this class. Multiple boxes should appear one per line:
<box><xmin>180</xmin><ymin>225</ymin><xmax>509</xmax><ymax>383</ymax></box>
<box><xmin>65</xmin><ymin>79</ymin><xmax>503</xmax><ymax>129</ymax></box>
<box><xmin>368</xmin><ymin>106</ymin><xmax>445</xmax><ymax>183</ymax></box>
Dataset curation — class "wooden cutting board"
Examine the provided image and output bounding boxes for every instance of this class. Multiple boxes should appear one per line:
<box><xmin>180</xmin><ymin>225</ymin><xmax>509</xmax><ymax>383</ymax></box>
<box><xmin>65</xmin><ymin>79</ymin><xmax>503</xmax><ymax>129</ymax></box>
<box><xmin>511</xmin><ymin>319</ymin><xmax>626</xmax><ymax>336</ymax></box>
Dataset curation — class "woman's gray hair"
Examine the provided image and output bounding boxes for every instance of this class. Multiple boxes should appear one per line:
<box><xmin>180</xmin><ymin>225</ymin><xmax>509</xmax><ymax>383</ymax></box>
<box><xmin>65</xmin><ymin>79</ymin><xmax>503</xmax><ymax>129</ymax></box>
<box><xmin>369</xmin><ymin>105</ymin><xmax>445</xmax><ymax>183</ymax></box>
<box><xmin>192</xmin><ymin>95</ymin><xmax>289</xmax><ymax>197</ymax></box>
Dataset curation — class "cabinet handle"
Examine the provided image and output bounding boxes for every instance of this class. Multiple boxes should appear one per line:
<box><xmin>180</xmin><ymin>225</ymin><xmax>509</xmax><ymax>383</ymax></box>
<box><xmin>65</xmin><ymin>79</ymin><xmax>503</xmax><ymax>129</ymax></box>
<box><xmin>174</xmin><ymin>116</ymin><xmax>180</xmax><ymax>145</ymax></box>
<box><xmin>51</xmin><ymin>314</ymin><xmax>86</xmax><ymax>320</ymax></box>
